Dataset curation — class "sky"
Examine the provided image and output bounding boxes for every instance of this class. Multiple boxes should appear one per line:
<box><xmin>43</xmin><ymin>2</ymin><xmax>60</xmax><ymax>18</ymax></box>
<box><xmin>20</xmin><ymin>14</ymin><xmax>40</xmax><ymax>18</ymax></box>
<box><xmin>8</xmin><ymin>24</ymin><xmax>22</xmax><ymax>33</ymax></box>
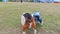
<box><xmin>54</xmin><ymin>0</ymin><xmax>60</xmax><ymax>2</ymax></box>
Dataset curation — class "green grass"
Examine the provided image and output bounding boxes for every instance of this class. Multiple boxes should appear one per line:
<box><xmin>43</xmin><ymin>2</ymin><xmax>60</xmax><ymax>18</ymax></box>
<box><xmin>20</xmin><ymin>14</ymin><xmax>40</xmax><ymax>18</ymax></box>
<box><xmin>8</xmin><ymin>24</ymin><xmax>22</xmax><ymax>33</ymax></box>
<box><xmin>0</xmin><ymin>2</ymin><xmax>60</xmax><ymax>34</ymax></box>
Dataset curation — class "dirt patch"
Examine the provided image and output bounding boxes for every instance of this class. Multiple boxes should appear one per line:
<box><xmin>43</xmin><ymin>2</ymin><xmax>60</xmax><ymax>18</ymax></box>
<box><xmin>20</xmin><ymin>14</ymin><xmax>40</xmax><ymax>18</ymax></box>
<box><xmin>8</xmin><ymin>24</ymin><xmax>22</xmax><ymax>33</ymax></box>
<box><xmin>38</xmin><ymin>27</ymin><xmax>58</xmax><ymax>34</ymax></box>
<box><xmin>0</xmin><ymin>23</ymin><xmax>22</xmax><ymax>34</ymax></box>
<box><xmin>0</xmin><ymin>23</ymin><xmax>58</xmax><ymax>34</ymax></box>
<box><xmin>0</xmin><ymin>27</ymin><xmax>58</xmax><ymax>34</ymax></box>
<box><xmin>0</xmin><ymin>28</ymin><xmax>21</xmax><ymax>34</ymax></box>
<box><xmin>0</xmin><ymin>21</ymin><xmax>58</xmax><ymax>34</ymax></box>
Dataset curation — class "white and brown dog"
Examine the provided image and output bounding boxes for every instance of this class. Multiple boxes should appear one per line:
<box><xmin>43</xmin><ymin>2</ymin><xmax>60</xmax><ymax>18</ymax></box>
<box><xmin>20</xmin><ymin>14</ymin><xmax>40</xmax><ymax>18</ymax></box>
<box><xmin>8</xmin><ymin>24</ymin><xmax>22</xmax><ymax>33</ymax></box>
<box><xmin>21</xmin><ymin>13</ymin><xmax>37</xmax><ymax>34</ymax></box>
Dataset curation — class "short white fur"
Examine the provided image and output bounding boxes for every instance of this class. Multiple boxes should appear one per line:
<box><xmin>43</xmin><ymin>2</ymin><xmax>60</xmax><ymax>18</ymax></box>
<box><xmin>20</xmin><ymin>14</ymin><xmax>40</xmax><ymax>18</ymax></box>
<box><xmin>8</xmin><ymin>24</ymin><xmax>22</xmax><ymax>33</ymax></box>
<box><xmin>21</xmin><ymin>15</ymin><xmax>25</xmax><ymax>26</ymax></box>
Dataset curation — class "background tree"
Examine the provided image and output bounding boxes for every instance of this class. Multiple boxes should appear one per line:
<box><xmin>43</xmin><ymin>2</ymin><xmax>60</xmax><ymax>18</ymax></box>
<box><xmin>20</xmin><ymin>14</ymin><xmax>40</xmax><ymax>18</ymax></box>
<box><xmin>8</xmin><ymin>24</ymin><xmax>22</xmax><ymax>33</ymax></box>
<box><xmin>9</xmin><ymin>0</ymin><xmax>15</xmax><ymax>2</ymax></box>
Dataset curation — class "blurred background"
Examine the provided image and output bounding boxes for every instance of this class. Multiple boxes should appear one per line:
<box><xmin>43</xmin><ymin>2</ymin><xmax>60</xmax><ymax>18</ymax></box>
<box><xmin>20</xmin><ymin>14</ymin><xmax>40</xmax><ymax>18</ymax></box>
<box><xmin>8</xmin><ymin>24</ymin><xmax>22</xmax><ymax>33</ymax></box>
<box><xmin>0</xmin><ymin>0</ymin><xmax>60</xmax><ymax>3</ymax></box>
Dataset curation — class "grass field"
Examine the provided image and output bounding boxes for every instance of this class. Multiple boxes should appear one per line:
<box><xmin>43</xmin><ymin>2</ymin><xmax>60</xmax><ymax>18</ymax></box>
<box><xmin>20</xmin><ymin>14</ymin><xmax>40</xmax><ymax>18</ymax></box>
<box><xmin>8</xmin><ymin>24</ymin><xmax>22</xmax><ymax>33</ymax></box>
<box><xmin>0</xmin><ymin>2</ymin><xmax>60</xmax><ymax>34</ymax></box>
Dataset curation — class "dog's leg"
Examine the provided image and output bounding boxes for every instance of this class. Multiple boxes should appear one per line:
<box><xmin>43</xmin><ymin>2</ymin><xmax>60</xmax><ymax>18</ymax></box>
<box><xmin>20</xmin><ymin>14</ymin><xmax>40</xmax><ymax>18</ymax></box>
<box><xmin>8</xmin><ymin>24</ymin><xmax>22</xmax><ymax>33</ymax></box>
<box><xmin>32</xmin><ymin>22</ymin><xmax>37</xmax><ymax>34</ymax></box>
<box><xmin>32</xmin><ymin>18</ymin><xmax>37</xmax><ymax>34</ymax></box>
<box><xmin>34</xmin><ymin>29</ymin><xmax>37</xmax><ymax>34</ymax></box>
<box><xmin>22</xmin><ymin>27</ymin><xmax>26</xmax><ymax>34</ymax></box>
<box><xmin>22</xmin><ymin>26</ymin><xmax>26</xmax><ymax>34</ymax></box>
<box><xmin>33</xmin><ymin>25</ymin><xmax>37</xmax><ymax>34</ymax></box>
<box><xmin>23</xmin><ymin>32</ymin><xmax>25</xmax><ymax>34</ymax></box>
<box><xmin>22</xmin><ymin>24</ymin><xmax>29</xmax><ymax>34</ymax></box>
